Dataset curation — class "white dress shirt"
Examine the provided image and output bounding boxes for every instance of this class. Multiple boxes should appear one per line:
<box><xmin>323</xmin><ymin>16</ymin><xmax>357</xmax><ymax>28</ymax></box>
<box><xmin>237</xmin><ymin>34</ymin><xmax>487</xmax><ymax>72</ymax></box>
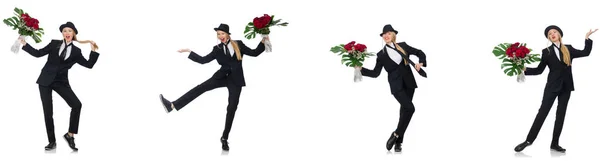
<box><xmin>386</xmin><ymin>43</ymin><xmax>404</xmax><ymax>65</ymax></box>
<box><xmin>553</xmin><ymin>42</ymin><xmax>561</xmax><ymax>61</ymax></box>
<box><xmin>59</xmin><ymin>40</ymin><xmax>73</xmax><ymax>60</ymax></box>
<box><xmin>223</xmin><ymin>40</ymin><xmax>235</xmax><ymax>57</ymax></box>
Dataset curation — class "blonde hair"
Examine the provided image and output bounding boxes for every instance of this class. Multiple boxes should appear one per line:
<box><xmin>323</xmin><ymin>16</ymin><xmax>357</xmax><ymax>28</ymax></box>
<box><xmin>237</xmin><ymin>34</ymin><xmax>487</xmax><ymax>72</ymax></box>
<box><xmin>227</xmin><ymin>35</ymin><xmax>242</xmax><ymax>61</ymax></box>
<box><xmin>390</xmin><ymin>32</ymin><xmax>408</xmax><ymax>65</ymax></box>
<box><xmin>73</xmin><ymin>34</ymin><xmax>99</xmax><ymax>50</ymax></box>
<box><xmin>546</xmin><ymin>33</ymin><xmax>570</xmax><ymax>66</ymax></box>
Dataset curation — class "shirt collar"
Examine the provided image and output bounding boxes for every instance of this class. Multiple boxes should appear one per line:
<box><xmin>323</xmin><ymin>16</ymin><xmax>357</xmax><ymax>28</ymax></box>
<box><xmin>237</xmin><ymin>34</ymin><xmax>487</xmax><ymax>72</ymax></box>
<box><xmin>553</xmin><ymin>42</ymin><xmax>561</xmax><ymax>48</ymax></box>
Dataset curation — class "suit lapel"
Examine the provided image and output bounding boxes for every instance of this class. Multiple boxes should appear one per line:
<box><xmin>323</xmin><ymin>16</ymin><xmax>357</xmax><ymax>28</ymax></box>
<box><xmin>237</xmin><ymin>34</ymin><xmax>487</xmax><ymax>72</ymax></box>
<box><xmin>548</xmin><ymin>46</ymin><xmax>566</xmax><ymax>65</ymax></box>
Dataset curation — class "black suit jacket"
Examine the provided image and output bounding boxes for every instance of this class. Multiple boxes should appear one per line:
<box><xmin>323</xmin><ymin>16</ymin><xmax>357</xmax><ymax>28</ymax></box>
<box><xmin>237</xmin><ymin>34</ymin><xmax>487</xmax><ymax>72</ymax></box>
<box><xmin>525</xmin><ymin>39</ymin><xmax>593</xmax><ymax>92</ymax></box>
<box><xmin>22</xmin><ymin>39</ymin><xmax>100</xmax><ymax>87</ymax></box>
<box><xmin>361</xmin><ymin>42</ymin><xmax>427</xmax><ymax>94</ymax></box>
<box><xmin>188</xmin><ymin>40</ymin><xmax>265</xmax><ymax>86</ymax></box>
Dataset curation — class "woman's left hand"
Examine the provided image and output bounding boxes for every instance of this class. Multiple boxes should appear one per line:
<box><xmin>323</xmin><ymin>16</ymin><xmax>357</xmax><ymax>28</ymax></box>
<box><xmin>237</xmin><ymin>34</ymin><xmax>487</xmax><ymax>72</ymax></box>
<box><xmin>415</xmin><ymin>63</ymin><xmax>424</xmax><ymax>71</ymax></box>
<box><xmin>586</xmin><ymin>29</ymin><xmax>598</xmax><ymax>40</ymax></box>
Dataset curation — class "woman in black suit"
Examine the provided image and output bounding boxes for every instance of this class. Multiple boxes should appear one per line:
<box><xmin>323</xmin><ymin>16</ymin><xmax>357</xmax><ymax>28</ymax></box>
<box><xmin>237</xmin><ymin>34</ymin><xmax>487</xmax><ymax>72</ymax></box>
<box><xmin>514</xmin><ymin>26</ymin><xmax>596</xmax><ymax>153</ymax></box>
<box><xmin>356</xmin><ymin>24</ymin><xmax>427</xmax><ymax>152</ymax></box>
<box><xmin>159</xmin><ymin>23</ymin><xmax>267</xmax><ymax>151</ymax></box>
<box><xmin>19</xmin><ymin>22</ymin><xmax>99</xmax><ymax>151</ymax></box>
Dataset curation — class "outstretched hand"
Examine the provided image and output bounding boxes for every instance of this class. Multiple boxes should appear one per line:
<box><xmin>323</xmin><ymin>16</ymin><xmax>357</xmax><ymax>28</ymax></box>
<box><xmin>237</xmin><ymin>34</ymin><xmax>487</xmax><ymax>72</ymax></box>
<box><xmin>177</xmin><ymin>49</ymin><xmax>191</xmax><ymax>53</ymax></box>
<box><xmin>586</xmin><ymin>29</ymin><xmax>598</xmax><ymax>40</ymax></box>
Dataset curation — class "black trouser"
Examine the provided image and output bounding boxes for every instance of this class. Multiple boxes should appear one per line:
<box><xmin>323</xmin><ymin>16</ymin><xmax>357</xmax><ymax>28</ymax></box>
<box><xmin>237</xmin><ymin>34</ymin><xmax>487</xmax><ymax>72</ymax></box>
<box><xmin>172</xmin><ymin>77</ymin><xmax>242</xmax><ymax>140</ymax></box>
<box><xmin>525</xmin><ymin>87</ymin><xmax>571</xmax><ymax>145</ymax></box>
<box><xmin>38</xmin><ymin>82</ymin><xmax>82</xmax><ymax>143</ymax></box>
<box><xmin>392</xmin><ymin>87</ymin><xmax>416</xmax><ymax>144</ymax></box>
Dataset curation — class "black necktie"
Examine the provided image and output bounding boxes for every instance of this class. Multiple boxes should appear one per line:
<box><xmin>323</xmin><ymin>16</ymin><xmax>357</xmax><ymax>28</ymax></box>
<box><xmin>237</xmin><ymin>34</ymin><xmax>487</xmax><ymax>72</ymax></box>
<box><xmin>222</xmin><ymin>41</ymin><xmax>231</xmax><ymax>57</ymax></box>
<box><xmin>385</xmin><ymin>44</ymin><xmax>427</xmax><ymax>78</ymax></box>
<box><xmin>553</xmin><ymin>44</ymin><xmax>562</xmax><ymax>61</ymax></box>
<box><xmin>60</xmin><ymin>41</ymin><xmax>72</xmax><ymax>60</ymax></box>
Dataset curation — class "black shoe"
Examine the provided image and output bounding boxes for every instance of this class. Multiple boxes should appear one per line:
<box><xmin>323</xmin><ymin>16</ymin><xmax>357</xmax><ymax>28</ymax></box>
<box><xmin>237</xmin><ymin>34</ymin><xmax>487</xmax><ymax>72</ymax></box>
<box><xmin>386</xmin><ymin>132</ymin><xmax>398</xmax><ymax>151</ymax></box>
<box><xmin>394</xmin><ymin>142</ymin><xmax>402</xmax><ymax>152</ymax></box>
<box><xmin>63</xmin><ymin>133</ymin><xmax>78</xmax><ymax>151</ymax></box>
<box><xmin>221</xmin><ymin>138</ymin><xmax>229</xmax><ymax>151</ymax></box>
<box><xmin>44</xmin><ymin>142</ymin><xmax>56</xmax><ymax>150</ymax></box>
<box><xmin>514</xmin><ymin>141</ymin><xmax>531</xmax><ymax>152</ymax></box>
<box><xmin>160</xmin><ymin>94</ymin><xmax>173</xmax><ymax>113</ymax></box>
<box><xmin>551</xmin><ymin>144</ymin><xmax>566</xmax><ymax>152</ymax></box>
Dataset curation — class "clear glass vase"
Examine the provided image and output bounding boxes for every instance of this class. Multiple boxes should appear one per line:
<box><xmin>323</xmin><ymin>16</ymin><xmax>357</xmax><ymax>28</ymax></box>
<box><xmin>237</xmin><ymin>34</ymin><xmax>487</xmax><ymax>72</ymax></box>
<box><xmin>261</xmin><ymin>34</ymin><xmax>272</xmax><ymax>52</ymax></box>
<box><xmin>354</xmin><ymin>67</ymin><xmax>363</xmax><ymax>82</ymax></box>
<box><xmin>517</xmin><ymin>72</ymin><xmax>526</xmax><ymax>83</ymax></box>
<box><xmin>11</xmin><ymin>35</ymin><xmax>26</xmax><ymax>54</ymax></box>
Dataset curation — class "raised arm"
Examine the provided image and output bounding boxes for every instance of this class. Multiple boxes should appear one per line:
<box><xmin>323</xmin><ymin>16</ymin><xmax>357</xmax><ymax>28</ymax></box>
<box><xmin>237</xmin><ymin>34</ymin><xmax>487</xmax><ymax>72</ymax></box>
<box><xmin>21</xmin><ymin>40</ymin><xmax>57</xmax><ymax>58</ymax></box>
<box><xmin>361</xmin><ymin>55</ymin><xmax>384</xmax><ymax>78</ymax></box>
<box><xmin>569</xmin><ymin>39</ymin><xmax>593</xmax><ymax>59</ymax></box>
<box><xmin>238</xmin><ymin>40</ymin><xmax>265</xmax><ymax>57</ymax></box>
<box><xmin>524</xmin><ymin>51</ymin><xmax>548</xmax><ymax>76</ymax></box>
<box><xmin>401</xmin><ymin>42</ymin><xmax>427</xmax><ymax>67</ymax></box>
<box><xmin>187</xmin><ymin>47</ymin><xmax>217</xmax><ymax>64</ymax></box>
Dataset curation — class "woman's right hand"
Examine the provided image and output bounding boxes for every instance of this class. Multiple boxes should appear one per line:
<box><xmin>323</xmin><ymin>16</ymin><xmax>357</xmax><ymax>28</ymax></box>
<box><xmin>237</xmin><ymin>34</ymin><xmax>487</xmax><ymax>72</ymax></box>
<box><xmin>177</xmin><ymin>48</ymin><xmax>191</xmax><ymax>53</ymax></box>
<box><xmin>19</xmin><ymin>37</ymin><xmax>26</xmax><ymax>45</ymax></box>
<box><xmin>354</xmin><ymin>66</ymin><xmax>362</xmax><ymax>70</ymax></box>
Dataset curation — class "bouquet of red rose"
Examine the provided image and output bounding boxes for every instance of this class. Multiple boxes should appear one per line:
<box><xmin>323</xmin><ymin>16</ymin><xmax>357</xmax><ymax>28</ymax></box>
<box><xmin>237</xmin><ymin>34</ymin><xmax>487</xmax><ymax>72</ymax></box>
<box><xmin>3</xmin><ymin>7</ymin><xmax>44</xmax><ymax>54</ymax></box>
<box><xmin>244</xmin><ymin>14</ymin><xmax>288</xmax><ymax>53</ymax></box>
<box><xmin>492</xmin><ymin>42</ymin><xmax>541</xmax><ymax>82</ymax></box>
<box><xmin>330</xmin><ymin>41</ymin><xmax>375</xmax><ymax>82</ymax></box>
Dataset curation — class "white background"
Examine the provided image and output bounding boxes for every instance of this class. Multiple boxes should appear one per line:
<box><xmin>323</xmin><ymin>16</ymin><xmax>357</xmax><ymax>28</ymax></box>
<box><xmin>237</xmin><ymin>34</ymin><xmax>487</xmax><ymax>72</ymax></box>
<box><xmin>0</xmin><ymin>0</ymin><xmax>599</xmax><ymax>160</ymax></box>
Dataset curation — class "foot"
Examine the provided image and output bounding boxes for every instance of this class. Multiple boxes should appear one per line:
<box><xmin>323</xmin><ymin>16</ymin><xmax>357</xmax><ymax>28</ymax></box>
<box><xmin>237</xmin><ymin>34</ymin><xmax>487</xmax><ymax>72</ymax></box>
<box><xmin>159</xmin><ymin>94</ymin><xmax>173</xmax><ymax>113</ymax></box>
<box><xmin>551</xmin><ymin>144</ymin><xmax>566</xmax><ymax>152</ymax></box>
<box><xmin>514</xmin><ymin>141</ymin><xmax>531</xmax><ymax>152</ymax></box>
<box><xmin>221</xmin><ymin>138</ymin><xmax>230</xmax><ymax>151</ymax></box>
<box><xmin>386</xmin><ymin>132</ymin><xmax>398</xmax><ymax>151</ymax></box>
<box><xmin>394</xmin><ymin>142</ymin><xmax>402</xmax><ymax>152</ymax></box>
<box><xmin>63</xmin><ymin>133</ymin><xmax>78</xmax><ymax>151</ymax></box>
<box><xmin>44</xmin><ymin>142</ymin><xmax>56</xmax><ymax>150</ymax></box>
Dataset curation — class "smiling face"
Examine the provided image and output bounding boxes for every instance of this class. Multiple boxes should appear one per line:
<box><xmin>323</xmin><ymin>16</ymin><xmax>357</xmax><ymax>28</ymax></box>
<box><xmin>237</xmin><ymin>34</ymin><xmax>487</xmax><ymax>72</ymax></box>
<box><xmin>382</xmin><ymin>32</ymin><xmax>394</xmax><ymax>44</ymax></box>
<box><xmin>62</xmin><ymin>27</ymin><xmax>75</xmax><ymax>42</ymax></box>
<box><xmin>547</xmin><ymin>29</ymin><xmax>561</xmax><ymax>42</ymax></box>
<box><xmin>216</xmin><ymin>30</ymin><xmax>229</xmax><ymax>43</ymax></box>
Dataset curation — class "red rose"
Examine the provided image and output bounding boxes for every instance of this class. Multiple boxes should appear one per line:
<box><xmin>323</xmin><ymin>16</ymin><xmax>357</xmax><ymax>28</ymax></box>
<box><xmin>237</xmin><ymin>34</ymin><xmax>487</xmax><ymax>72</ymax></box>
<box><xmin>253</xmin><ymin>17</ymin><xmax>266</xmax><ymax>29</ymax></box>
<box><xmin>261</xmin><ymin>14</ymin><xmax>271</xmax><ymax>27</ymax></box>
<box><xmin>253</xmin><ymin>14</ymin><xmax>272</xmax><ymax>29</ymax></box>
<box><xmin>518</xmin><ymin>46</ymin><xmax>530</xmax><ymax>55</ymax></box>
<box><xmin>344</xmin><ymin>41</ymin><xmax>356</xmax><ymax>51</ymax></box>
<box><xmin>354</xmin><ymin>43</ymin><xmax>367</xmax><ymax>52</ymax></box>
<box><xmin>511</xmin><ymin>42</ymin><xmax>520</xmax><ymax>48</ymax></box>
<box><xmin>21</xmin><ymin>13</ymin><xmax>30</xmax><ymax>19</ymax></box>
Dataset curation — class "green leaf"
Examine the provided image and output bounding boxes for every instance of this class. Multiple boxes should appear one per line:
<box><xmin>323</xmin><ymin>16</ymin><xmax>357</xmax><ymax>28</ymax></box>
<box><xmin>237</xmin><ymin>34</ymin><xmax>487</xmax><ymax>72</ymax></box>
<box><xmin>11</xmin><ymin>17</ymin><xmax>20</xmax><ymax>24</ymax></box>
<box><xmin>501</xmin><ymin>63</ymin><xmax>513</xmax><ymax>69</ymax></box>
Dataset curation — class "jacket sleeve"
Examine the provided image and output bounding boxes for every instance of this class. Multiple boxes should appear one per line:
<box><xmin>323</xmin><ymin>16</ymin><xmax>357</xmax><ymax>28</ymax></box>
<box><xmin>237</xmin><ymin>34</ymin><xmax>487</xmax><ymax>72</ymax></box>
<box><xmin>401</xmin><ymin>42</ymin><xmax>427</xmax><ymax>67</ymax></box>
<box><xmin>76</xmin><ymin>50</ymin><xmax>100</xmax><ymax>69</ymax></box>
<box><xmin>570</xmin><ymin>39</ymin><xmax>593</xmax><ymax>59</ymax></box>
<box><xmin>238</xmin><ymin>40</ymin><xmax>265</xmax><ymax>57</ymax></box>
<box><xmin>188</xmin><ymin>47</ymin><xmax>217</xmax><ymax>64</ymax></box>
<box><xmin>21</xmin><ymin>40</ymin><xmax>56</xmax><ymax>58</ymax></box>
<box><xmin>524</xmin><ymin>50</ymin><xmax>548</xmax><ymax>75</ymax></box>
<box><xmin>361</xmin><ymin>54</ymin><xmax>383</xmax><ymax>78</ymax></box>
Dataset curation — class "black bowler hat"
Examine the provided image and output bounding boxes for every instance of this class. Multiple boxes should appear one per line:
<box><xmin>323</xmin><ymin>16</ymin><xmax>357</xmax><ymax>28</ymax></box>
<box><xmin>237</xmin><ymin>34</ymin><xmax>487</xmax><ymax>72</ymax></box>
<box><xmin>544</xmin><ymin>25</ymin><xmax>563</xmax><ymax>38</ymax></box>
<box><xmin>214</xmin><ymin>23</ymin><xmax>231</xmax><ymax>35</ymax></box>
<box><xmin>380</xmin><ymin>24</ymin><xmax>398</xmax><ymax>37</ymax></box>
<box><xmin>59</xmin><ymin>22</ymin><xmax>78</xmax><ymax>34</ymax></box>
